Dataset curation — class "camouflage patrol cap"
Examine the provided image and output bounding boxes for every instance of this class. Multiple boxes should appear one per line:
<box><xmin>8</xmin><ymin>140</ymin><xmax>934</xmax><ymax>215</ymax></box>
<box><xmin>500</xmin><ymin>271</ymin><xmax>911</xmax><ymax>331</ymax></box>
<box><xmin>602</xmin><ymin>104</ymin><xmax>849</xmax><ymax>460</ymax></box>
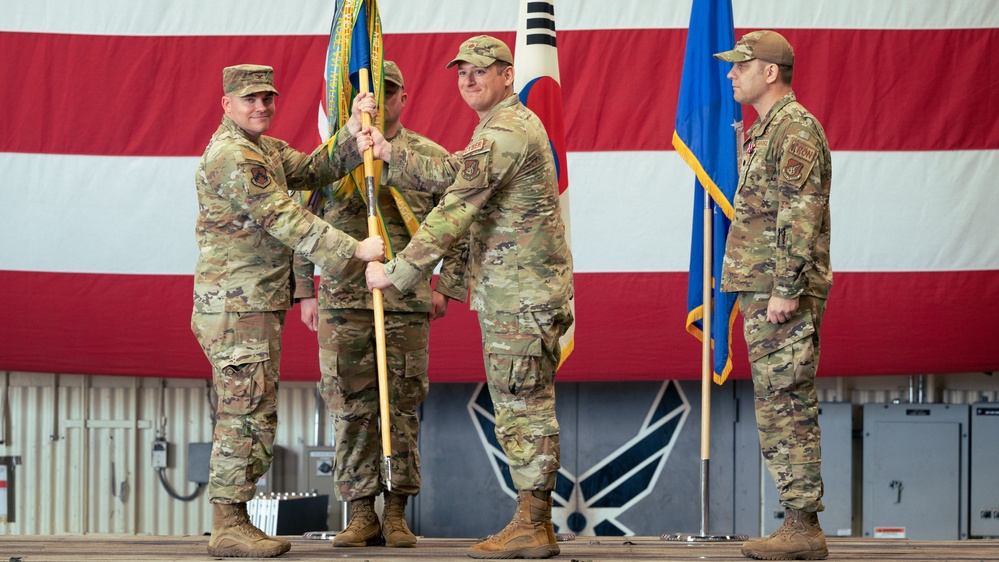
<box><xmin>713</xmin><ymin>30</ymin><xmax>794</xmax><ymax>67</ymax></box>
<box><xmin>446</xmin><ymin>35</ymin><xmax>514</xmax><ymax>69</ymax></box>
<box><xmin>384</xmin><ymin>60</ymin><xmax>404</xmax><ymax>88</ymax></box>
<box><xmin>223</xmin><ymin>64</ymin><xmax>280</xmax><ymax>96</ymax></box>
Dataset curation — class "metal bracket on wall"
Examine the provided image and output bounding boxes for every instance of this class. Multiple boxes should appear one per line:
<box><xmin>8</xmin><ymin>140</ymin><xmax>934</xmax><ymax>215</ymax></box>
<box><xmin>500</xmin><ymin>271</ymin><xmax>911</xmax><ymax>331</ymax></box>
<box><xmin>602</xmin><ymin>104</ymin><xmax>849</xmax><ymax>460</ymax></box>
<box><xmin>890</xmin><ymin>480</ymin><xmax>904</xmax><ymax>504</ymax></box>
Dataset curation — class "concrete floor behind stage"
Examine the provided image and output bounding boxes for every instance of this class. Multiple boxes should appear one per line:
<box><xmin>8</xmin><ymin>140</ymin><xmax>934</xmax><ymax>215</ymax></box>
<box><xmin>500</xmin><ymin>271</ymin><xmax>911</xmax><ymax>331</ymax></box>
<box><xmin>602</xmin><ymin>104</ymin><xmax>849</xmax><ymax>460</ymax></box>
<box><xmin>3</xmin><ymin>535</ymin><xmax>999</xmax><ymax>561</ymax></box>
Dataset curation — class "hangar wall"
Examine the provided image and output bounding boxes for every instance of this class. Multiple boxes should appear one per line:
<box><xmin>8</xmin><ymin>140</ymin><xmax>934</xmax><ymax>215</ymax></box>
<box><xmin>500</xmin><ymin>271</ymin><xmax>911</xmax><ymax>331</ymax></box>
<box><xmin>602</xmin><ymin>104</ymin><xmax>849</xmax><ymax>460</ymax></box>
<box><xmin>0</xmin><ymin>372</ymin><xmax>996</xmax><ymax>537</ymax></box>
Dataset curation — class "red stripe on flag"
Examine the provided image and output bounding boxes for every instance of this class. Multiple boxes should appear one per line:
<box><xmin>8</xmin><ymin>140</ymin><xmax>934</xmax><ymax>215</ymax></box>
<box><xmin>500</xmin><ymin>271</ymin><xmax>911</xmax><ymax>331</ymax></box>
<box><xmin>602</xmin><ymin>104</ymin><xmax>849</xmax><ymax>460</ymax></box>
<box><xmin>3</xmin><ymin>28</ymin><xmax>996</xmax><ymax>156</ymax></box>
<box><xmin>1</xmin><ymin>270</ymin><xmax>996</xmax><ymax>380</ymax></box>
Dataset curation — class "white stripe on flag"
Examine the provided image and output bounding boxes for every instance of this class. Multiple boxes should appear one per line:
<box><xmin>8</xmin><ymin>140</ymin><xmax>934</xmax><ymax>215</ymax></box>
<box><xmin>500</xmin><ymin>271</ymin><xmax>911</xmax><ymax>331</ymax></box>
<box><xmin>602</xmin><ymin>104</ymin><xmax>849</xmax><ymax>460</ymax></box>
<box><xmin>3</xmin><ymin>150</ymin><xmax>997</xmax><ymax>275</ymax></box>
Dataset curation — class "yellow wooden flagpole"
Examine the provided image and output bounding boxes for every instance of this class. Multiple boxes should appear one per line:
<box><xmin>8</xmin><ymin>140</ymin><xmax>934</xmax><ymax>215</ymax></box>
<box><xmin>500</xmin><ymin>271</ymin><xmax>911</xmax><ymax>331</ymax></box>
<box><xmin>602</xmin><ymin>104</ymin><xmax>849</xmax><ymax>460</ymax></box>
<box><xmin>699</xmin><ymin>201</ymin><xmax>713</xmax><ymax>536</ymax></box>
<box><xmin>357</xmin><ymin>66</ymin><xmax>393</xmax><ymax>491</ymax></box>
<box><xmin>663</xmin><ymin>193</ymin><xmax>745</xmax><ymax>543</ymax></box>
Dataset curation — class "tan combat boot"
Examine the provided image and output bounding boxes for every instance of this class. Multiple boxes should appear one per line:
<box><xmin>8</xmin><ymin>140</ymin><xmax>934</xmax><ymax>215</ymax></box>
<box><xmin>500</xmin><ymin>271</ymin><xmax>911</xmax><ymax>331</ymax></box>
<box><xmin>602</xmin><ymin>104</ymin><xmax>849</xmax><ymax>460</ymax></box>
<box><xmin>382</xmin><ymin>492</ymin><xmax>417</xmax><ymax>547</ymax></box>
<box><xmin>467</xmin><ymin>490</ymin><xmax>560</xmax><ymax>559</ymax></box>
<box><xmin>333</xmin><ymin>496</ymin><xmax>383</xmax><ymax>547</ymax></box>
<box><xmin>543</xmin><ymin>495</ymin><xmax>558</xmax><ymax>546</ymax></box>
<box><xmin>207</xmin><ymin>502</ymin><xmax>291</xmax><ymax>558</ymax></box>
<box><xmin>741</xmin><ymin>508</ymin><xmax>828</xmax><ymax>560</ymax></box>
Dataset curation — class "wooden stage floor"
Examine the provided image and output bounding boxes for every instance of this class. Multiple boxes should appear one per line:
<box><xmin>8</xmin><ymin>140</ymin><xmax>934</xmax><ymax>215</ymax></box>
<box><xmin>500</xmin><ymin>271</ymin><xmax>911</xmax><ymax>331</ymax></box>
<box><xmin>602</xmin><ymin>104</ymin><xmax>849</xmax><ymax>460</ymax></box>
<box><xmin>3</xmin><ymin>535</ymin><xmax>999</xmax><ymax>561</ymax></box>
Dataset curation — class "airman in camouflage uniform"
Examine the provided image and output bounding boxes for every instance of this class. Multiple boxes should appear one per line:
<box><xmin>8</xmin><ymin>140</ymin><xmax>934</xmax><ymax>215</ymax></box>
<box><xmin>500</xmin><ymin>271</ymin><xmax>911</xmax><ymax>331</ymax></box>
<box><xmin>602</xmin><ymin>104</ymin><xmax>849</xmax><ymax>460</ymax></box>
<box><xmin>192</xmin><ymin>64</ymin><xmax>384</xmax><ymax>558</ymax></box>
<box><xmin>361</xmin><ymin>36</ymin><xmax>572</xmax><ymax>560</ymax></box>
<box><xmin>293</xmin><ymin>61</ymin><xmax>469</xmax><ymax>549</ymax></box>
<box><xmin>716</xmin><ymin>31</ymin><xmax>832</xmax><ymax>560</ymax></box>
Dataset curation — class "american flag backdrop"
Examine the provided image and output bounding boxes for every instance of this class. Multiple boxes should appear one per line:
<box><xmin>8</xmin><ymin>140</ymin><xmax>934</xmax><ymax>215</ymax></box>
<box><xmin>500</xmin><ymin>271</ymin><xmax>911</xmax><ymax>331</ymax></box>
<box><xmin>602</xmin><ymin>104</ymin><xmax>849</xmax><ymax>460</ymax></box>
<box><xmin>2</xmin><ymin>0</ymin><xmax>997</xmax><ymax>382</ymax></box>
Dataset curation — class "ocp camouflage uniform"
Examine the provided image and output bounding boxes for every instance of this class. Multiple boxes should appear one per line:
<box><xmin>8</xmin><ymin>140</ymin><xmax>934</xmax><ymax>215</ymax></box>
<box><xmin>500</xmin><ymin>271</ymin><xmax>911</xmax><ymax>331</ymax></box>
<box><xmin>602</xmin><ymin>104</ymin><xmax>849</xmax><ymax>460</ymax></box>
<box><xmin>721</xmin><ymin>91</ymin><xmax>832</xmax><ymax>513</ymax></box>
<box><xmin>379</xmin><ymin>94</ymin><xmax>574</xmax><ymax>492</ymax></box>
<box><xmin>192</xmin><ymin>114</ymin><xmax>363</xmax><ymax>504</ymax></box>
<box><xmin>293</xmin><ymin>126</ymin><xmax>469</xmax><ymax>500</ymax></box>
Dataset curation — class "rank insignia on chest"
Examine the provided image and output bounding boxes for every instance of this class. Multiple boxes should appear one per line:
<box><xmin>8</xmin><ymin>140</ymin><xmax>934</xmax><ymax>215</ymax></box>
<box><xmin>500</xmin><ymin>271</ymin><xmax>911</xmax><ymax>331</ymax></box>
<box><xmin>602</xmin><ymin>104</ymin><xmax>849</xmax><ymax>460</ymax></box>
<box><xmin>250</xmin><ymin>166</ymin><xmax>271</xmax><ymax>188</ymax></box>
<box><xmin>462</xmin><ymin>158</ymin><xmax>481</xmax><ymax>181</ymax></box>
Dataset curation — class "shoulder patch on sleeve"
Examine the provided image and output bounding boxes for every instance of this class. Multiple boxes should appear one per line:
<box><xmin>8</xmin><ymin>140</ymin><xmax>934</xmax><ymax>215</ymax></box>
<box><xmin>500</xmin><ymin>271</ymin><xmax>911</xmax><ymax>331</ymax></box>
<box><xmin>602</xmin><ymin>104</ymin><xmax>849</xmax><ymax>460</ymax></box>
<box><xmin>787</xmin><ymin>138</ymin><xmax>818</xmax><ymax>163</ymax></box>
<box><xmin>780</xmin><ymin>138</ymin><xmax>818</xmax><ymax>187</ymax></box>
<box><xmin>462</xmin><ymin>138</ymin><xmax>488</xmax><ymax>156</ymax></box>
<box><xmin>461</xmin><ymin>157</ymin><xmax>481</xmax><ymax>182</ymax></box>
<box><xmin>459</xmin><ymin>137</ymin><xmax>492</xmax><ymax>183</ymax></box>
<box><xmin>249</xmin><ymin>166</ymin><xmax>271</xmax><ymax>189</ymax></box>
<box><xmin>237</xmin><ymin>147</ymin><xmax>266</xmax><ymax>164</ymax></box>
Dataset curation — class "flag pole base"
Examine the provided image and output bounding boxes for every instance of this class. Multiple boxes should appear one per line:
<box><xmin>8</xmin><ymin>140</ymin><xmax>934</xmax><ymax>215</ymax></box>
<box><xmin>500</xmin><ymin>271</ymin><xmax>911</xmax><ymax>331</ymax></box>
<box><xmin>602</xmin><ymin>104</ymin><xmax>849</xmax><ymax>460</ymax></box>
<box><xmin>660</xmin><ymin>532</ymin><xmax>748</xmax><ymax>542</ymax></box>
<box><xmin>660</xmin><ymin>459</ymin><xmax>748</xmax><ymax>542</ymax></box>
<box><xmin>383</xmin><ymin>457</ymin><xmax>393</xmax><ymax>492</ymax></box>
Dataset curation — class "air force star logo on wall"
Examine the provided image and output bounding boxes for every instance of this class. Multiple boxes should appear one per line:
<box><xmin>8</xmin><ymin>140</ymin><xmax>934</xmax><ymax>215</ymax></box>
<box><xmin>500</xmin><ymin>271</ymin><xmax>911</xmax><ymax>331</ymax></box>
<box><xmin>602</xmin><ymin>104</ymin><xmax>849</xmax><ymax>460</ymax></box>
<box><xmin>468</xmin><ymin>381</ymin><xmax>690</xmax><ymax>536</ymax></box>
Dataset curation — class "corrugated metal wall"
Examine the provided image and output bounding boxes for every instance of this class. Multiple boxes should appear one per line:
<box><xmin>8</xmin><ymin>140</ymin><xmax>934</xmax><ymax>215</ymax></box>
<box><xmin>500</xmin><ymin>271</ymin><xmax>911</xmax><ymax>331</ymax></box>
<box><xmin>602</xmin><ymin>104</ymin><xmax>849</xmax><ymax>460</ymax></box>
<box><xmin>0</xmin><ymin>372</ymin><xmax>327</xmax><ymax>536</ymax></box>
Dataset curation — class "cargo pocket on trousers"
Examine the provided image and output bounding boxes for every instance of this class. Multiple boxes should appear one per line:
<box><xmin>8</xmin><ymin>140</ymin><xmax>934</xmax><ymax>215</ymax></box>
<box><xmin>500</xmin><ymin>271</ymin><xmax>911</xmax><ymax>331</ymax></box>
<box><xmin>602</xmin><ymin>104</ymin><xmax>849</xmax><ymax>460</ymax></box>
<box><xmin>483</xmin><ymin>315</ymin><xmax>544</xmax><ymax>395</ymax></box>
<box><xmin>211</xmin><ymin>340</ymin><xmax>270</xmax><ymax>416</ymax></box>
<box><xmin>398</xmin><ymin>347</ymin><xmax>430</xmax><ymax>412</ymax></box>
<box><xmin>482</xmin><ymin>318</ymin><xmax>544</xmax><ymax>357</ymax></box>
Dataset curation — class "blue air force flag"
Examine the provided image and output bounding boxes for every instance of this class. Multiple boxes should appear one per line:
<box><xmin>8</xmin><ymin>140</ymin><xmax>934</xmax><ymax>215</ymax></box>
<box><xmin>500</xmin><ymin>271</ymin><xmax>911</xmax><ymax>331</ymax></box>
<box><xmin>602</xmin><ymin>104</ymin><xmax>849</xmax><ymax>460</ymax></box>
<box><xmin>673</xmin><ymin>0</ymin><xmax>742</xmax><ymax>384</ymax></box>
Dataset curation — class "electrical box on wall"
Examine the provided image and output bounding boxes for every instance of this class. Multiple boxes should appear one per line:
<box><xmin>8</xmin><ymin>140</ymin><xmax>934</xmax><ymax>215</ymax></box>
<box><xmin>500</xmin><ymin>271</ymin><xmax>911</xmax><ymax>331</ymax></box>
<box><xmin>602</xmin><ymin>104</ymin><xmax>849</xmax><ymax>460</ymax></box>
<box><xmin>188</xmin><ymin>442</ymin><xmax>212</xmax><ymax>484</ymax></box>
<box><xmin>300</xmin><ymin>447</ymin><xmax>341</xmax><ymax>532</ymax></box>
<box><xmin>151</xmin><ymin>439</ymin><xmax>168</xmax><ymax>469</ymax></box>
<box><xmin>305</xmin><ymin>448</ymin><xmax>335</xmax><ymax>484</ymax></box>
<box><xmin>970</xmin><ymin>403</ymin><xmax>999</xmax><ymax>538</ymax></box>
<box><xmin>862</xmin><ymin>403</ymin><xmax>969</xmax><ymax>540</ymax></box>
